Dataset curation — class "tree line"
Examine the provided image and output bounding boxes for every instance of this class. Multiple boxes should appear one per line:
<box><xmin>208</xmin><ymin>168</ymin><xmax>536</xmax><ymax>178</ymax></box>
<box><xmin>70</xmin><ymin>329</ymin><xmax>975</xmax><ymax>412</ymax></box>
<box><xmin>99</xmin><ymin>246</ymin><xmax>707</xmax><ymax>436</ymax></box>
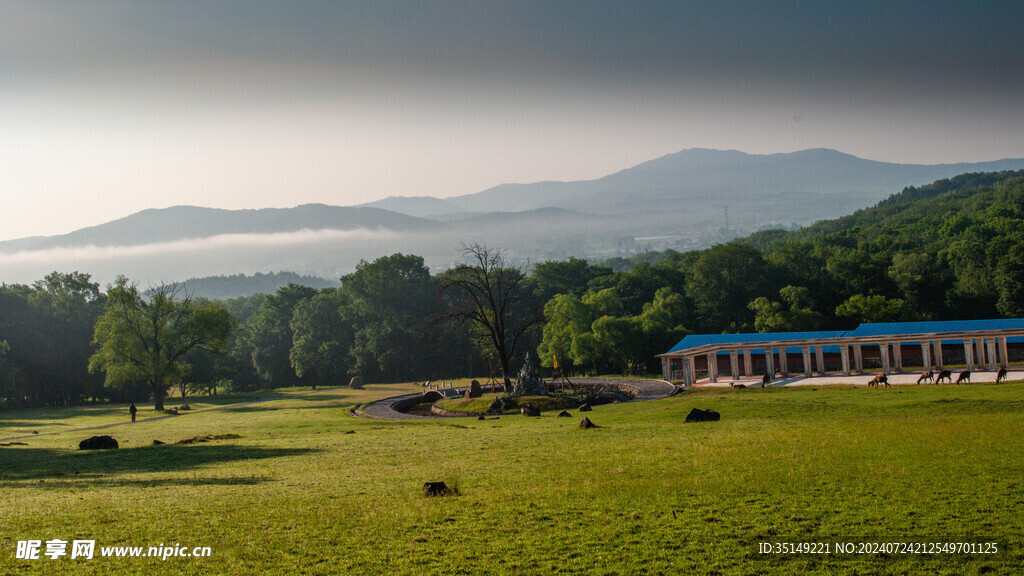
<box><xmin>2</xmin><ymin>170</ymin><xmax>1023</xmax><ymax>408</ymax></box>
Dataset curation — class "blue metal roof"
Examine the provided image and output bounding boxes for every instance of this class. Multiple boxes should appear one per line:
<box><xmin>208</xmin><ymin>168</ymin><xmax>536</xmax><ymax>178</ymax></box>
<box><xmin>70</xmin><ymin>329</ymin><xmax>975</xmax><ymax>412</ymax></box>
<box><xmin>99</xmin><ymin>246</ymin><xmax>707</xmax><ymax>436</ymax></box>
<box><xmin>849</xmin><ymin>319</ymin><xmax>1024</xmax><ymax>337</ymax></box>
<box><xmin>665</xmin><ymin>319</ymin><xmax>1024</xmax><ymax>354</ymax></box>
<box><xmin>667</xmin><ymin>331</ymin><xmax>849</xmax><ymax>354</ymax></box>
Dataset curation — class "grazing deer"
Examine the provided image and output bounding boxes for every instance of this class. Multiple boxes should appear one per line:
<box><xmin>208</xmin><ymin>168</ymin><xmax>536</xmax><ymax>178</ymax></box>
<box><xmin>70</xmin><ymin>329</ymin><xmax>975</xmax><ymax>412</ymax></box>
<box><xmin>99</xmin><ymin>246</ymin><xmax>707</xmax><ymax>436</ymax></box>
<box><xmin>935</xmin><ymin>370</ymin><xmax>952</xmax><ymax>384</ymax></box>
<box><xmin>868</xmin><ymin>373</ymin><xmax>889</xmax><ymax>388</ymax></box>
<box><xmin>731</xmin><ymin>383</ymin><xmax>747</xmax><ymax>389</ymax></box>
<box><xmin>996</xmin><ymin>367</ymin><xmax>1008</xmax><ymax>383</ymax></box>
<box><xmin>956</xmin><ymin>370</ymin><xmax>971</xmax><ymax>384</ymax></box>
<box><xmin>761</xmin><ymin>374</ymin><xmax>770</xmax><ymax>388</ymax></box>
<box><xmin>916</xmin><ymin>370</ymin><xmax>934</xmax><ymax>385</ymax></box>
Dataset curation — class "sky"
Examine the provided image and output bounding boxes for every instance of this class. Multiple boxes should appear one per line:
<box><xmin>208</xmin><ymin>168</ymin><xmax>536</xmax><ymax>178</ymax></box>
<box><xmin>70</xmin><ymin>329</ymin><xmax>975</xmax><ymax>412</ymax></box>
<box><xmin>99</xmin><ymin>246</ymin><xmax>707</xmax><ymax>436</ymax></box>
<box><xmin>2</xmin><ymin>1</ymin><xmax>1023</xmax><ymax>242</ymax></box>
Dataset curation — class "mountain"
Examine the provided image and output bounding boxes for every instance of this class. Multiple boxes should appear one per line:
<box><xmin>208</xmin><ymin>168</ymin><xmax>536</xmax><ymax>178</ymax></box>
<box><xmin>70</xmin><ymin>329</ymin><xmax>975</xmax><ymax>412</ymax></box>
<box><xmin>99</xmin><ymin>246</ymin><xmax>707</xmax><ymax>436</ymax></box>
<box><xmin>359</xmin><ymin>196</ymin><xmax>465</xmax><ymax>218</ymax></box>
<box><xmin>178</xmin><ymin>272</ymin><xmax>339</xmax><ymax>300</ymax></box>
<box><xmin>441</xmin><ymin>148</ymin><xmax>1024</xmax><ymax>215</ymax></box>
<box><xmin>2</xmin><ymin>204</ymin><xmax>438</xmax><ymax>252</ymax></box>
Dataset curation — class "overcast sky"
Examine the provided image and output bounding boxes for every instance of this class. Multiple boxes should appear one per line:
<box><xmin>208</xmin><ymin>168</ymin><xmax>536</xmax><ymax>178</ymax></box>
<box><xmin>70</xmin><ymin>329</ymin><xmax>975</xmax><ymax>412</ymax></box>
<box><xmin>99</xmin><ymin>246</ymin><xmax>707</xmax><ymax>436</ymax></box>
<box><xmin>2</xmin><ymin>1</ymin><xmax>1023</xmax><ymax>241</ymax></box>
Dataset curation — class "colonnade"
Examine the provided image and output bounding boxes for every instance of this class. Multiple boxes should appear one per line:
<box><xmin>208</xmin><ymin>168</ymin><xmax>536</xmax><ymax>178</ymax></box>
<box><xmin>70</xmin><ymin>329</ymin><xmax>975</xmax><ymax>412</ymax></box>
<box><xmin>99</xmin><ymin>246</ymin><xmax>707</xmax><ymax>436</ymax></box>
<box><xmin>662</xmin><ymin>335</ymin><xmax>1013</xmax><ymax>386</ymax></box>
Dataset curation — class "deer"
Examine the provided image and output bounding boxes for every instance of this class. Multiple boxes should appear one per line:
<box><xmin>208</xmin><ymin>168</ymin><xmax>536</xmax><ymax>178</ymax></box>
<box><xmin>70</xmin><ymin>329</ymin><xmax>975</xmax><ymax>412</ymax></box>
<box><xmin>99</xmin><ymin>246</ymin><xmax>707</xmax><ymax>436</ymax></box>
<box><xmin>935</xmin><ymin>370</ymin><xmax>952</xmax><ymax>384</ymax></box>
<box><xmin>868</xmin><ymin>373</ymin><xmax>889</xmax><ymax>388</ymax></box>
<box><xmin>996</xmin><ymin>367</ymin><xmax>1008</xmax><ymax>383</ymax></box>
<box><xmin>731</xmin><ymin>383</ymin><xmax>747</xmax><ymax>389</ymax></box>
<box><xmin>761</xmin><ymin>374</ymin><xmax>771</xmax><ymax>388</ymax></box>
<box><xmin>916</xmin><ymin>370</ymin><xmax>934</xmax><ymax>385</ymax></box>
<box><xmin>956</xmin><ymin>370</ymin><xmax>971</xmax><ymax>384</ymax></box>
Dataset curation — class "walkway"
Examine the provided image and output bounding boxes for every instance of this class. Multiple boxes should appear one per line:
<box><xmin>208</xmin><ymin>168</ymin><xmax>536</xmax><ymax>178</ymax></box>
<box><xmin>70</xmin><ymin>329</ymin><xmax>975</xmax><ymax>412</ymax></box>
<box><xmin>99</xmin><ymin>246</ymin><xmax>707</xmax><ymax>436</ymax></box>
<box><xmin>356</xmin><ymin>377</ymin><xmax>676</xmax><ymax>420</ymax></box>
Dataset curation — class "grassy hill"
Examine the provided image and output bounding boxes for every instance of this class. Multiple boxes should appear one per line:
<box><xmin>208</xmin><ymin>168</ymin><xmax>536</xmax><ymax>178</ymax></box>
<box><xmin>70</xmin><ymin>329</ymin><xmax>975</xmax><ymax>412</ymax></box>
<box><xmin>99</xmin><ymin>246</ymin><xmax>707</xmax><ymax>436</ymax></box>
<box><xmin>2</xmin><ymin>381</ymin><xmax>1021</xmax><ymax>574</ymax></box>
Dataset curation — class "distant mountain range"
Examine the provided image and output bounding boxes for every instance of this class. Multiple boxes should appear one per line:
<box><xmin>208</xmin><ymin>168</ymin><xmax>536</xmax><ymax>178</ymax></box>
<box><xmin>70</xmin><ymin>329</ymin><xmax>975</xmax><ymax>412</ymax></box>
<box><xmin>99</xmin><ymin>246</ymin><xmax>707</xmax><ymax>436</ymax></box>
<box><xmin>3</xmin><ymin>148</ymin><xmax>1024</xmax><ymax>289</ymax></box>
<box><xmin>363</xmin><ymin>148</ymin><xmax>1024</xmax><ymax>216</ymax></box>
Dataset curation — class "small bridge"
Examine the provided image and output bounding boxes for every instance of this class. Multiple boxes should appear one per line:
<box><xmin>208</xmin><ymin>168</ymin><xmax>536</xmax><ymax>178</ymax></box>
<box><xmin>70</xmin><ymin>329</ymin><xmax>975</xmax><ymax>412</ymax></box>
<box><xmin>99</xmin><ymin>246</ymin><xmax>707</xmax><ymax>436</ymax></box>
<box><xmin>421</xmin><ymin>388</ymin><xmax>464</xmax><ymax>402</ymax></box>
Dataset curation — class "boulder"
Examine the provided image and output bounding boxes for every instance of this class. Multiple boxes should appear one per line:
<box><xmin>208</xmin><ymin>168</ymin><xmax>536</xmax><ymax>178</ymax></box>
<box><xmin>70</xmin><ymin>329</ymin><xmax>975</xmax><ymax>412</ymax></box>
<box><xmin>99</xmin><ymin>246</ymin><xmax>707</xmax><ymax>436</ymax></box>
<box><xmin>466</xmin><ymin>380</ymin><xmax>483</xmax><ymax>398</ymax></box>
<box><xmin>578</xmin><ymin>403</ymin><xmax>592</xmax><ymax>412</ymax></box>
<box><xmin>422</xmin><ymin>481</ymin><xmax>452</xmax><ymax>497</ymax></box>
<box><xmin>179</xmin><ymin>404</ymin><xmax>191</xmax><ymax>411</ymax></box>
<box><xmin>579</xmin><ymin>417</ymin><xmax>596</xmax><ymax>429</ymax></box>
<box><xmin>520</xmin><ymin>403</ymin><xmax>541</xmax><ymax>417</ymax></box>
<box><xmin>557</xmin><ymin>410</ymin><xmax>572</xmax><ymax>417</ymax></box>
<box><xmin>684</xmin><ymin>408</ymin><xmax>720</xmax><ymax>423</ymax></box>
<box><xmin>79</xmin><ymin>435</ymin><xmax>119</xmax><ymax>450</ymax></box>
<box><xmin>349</xmin><ymin>376</ymin><xmax>364</xmax><ymax>389</ymax></box>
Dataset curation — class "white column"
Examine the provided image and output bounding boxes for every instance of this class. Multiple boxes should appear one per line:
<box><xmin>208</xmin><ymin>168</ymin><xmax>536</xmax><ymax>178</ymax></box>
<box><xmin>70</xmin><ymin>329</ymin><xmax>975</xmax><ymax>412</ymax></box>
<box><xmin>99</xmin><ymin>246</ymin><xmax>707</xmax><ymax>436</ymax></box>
<box><xmin>743</xmin><ymin>349</ymin><xmax>753</xmax><ymax>376</ymax></box>
<box><xmin>765</xmin><ymin>348</ymin><xmax>775</xmax><ymax>377</ymax></box>
<box><xmin>987</xmin><ymin>339</ymin><xmax>998</xmax><ymax>371</ymax></box>
<box><xmin>661</xmin><ymin>358</ymin><xmax>670</xmax><ymax>381</ymax></box>
<box><xmin>707</xmin><ymin>353</ymin><xmax>718</xmax><ymax>383</ymax></box>
<box><xmin>802</xmin><ymin>347</ymin><xmax>812</xmax><ymax>377</ymax></box>
<box><xmin>964</xmin><ymin>340</ymin><xmax>974</xmax><ymax>371</ymax></box>
<box><xmin>779</xmin><ymin>347</ymin><xmax>789</xmax><ymax>376</ymax></box>
<box><xmin>933</xmin><ymin>340</ymin><xmax>944</xmax><ymax>369</ymax></box>
<box><xmin>893</xmin><ymin>342</ymin><xmax>903</xmax><ymax>372</ymax></box>
<box><xmin>880</xmin><ymin>343</ymin><xmax>891</xmax><ymax>375</ymax></box>
<box><xmin>975</xmin><ymin>339</ymin><xmax>986</xmax><ymax>369</ymax></box>
<box><xmin>921</xmin><ymin>342</ymin><xmax>932</xmax><ymax>371</ymax></box>
<box><xmin>730</xmin><ymin>350</ymin><xmax>739</xmax><ymax>379</ymax></box>
<box><xmin>815</xmin><ymin>346</ymin><xmax>825</xmax><ymax>375</ymax></box>
<box><xmin>840</xmin><ymin>345</ymin><xmax>851</xmax><ymax>376</ymax></box>
<box><xmin>998</xmin><ymin>337</ymin><xmax>1009</xmax><ymax>369</ymax></box>
<box><xmin>687</xmin><ymin>357</ymin><xmax>696</xmax><ymax>386</ymax></box>
<box><xmin>854</xmin><ymin>344</ymin><xmax>864</xmax><ymax>373</ymax></box>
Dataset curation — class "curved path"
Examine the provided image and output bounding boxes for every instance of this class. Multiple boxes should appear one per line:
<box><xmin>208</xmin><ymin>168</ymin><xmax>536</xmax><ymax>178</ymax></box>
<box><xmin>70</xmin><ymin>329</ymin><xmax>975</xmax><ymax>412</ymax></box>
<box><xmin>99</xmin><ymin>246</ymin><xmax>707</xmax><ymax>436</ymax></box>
<box><xmin>357</xmin><ymin>377</ymin><xmax>676</xmax><ymax>420</ymax></box>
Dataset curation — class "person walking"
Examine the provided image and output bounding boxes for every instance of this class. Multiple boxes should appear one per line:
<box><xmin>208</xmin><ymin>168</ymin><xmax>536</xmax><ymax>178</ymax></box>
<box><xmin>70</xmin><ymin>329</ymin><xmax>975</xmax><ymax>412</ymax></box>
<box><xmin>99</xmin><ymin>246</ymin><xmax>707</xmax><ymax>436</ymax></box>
<box><xmin>129</xmin><ymin>402</ymin><xmax>137</xmax><ymax>423</ymax></box>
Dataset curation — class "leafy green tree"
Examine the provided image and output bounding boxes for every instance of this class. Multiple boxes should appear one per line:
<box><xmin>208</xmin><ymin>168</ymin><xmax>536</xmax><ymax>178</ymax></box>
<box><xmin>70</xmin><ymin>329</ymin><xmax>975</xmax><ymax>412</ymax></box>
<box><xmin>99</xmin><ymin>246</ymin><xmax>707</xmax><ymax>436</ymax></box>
<box><xmin>529</xmin><ymin>257</ymin><xmax>609</xmax><ymax>302</ymax></box>
<box><xmin>835</xmin><ymin>293</ymin><xmax>915</xmax><ymax>324</ymax></box>
<box><xmin>536</xmin><ymin>294</ymin><xmax>593</xmax><ymax>372</ymax></box>
<box><xmin>342</xmin><ymin>253</ymin><xmax>437</xmax><ymax>383</ymax></box>
<box><xmin>89</xmin><ymin>277</ymin><xmax>234</xmax><ymax>410</ymax></box>
<box><xmin>749</xmin><ymin>286</ymin><xmax>826</xmax><ymax>333</ymax></box>
<box><xmin>290</xmin><ymin>289</ymin><xmax>353</xmax><ymax>389</ymax></box>
<box><xmin>686</xmin><ymin>242</ymin><xmax>767</xmax><ymax>332</ymax></box>
<box><xmin>247</xmin><ymin>284</ymin><xmax>317</xmax><ymax>388</ymax></box>
<box><xmin>995</xmin><ymin>248</ymin><xmax>1024</xmax><ymax>317</ymax></box>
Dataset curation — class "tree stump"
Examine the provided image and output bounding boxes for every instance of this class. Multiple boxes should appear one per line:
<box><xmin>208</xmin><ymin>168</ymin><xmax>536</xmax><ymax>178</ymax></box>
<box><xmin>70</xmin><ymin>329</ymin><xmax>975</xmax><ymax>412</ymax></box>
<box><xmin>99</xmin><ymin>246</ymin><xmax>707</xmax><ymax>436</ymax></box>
<box><xmin>422</xmin><ymin>481</ymin><xmax>452</xmax><ymax>497</ymax></box>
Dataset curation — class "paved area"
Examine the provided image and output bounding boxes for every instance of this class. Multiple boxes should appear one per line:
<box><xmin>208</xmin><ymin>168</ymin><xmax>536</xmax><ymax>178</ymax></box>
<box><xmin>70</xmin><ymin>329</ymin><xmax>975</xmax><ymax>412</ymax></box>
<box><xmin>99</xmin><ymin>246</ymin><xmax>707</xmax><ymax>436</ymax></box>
<box><xmin>357</xmin><ymin>377</ymin><xmax>676</xmax><ymax>420</ymax></box>
<box><xmin>695</xmin><ymin>369</ymin><xmax>1023</xmax><ymax>388</ymax></box>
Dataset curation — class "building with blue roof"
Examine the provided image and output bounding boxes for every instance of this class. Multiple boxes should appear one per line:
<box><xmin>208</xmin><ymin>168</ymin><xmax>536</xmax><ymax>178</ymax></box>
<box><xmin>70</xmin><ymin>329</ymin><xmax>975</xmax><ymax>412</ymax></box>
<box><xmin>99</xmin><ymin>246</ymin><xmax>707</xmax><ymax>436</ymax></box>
<box><xmin>659</xmin><ymin>319</ymin><xmax>1024</xmax><ymax>386</ymax></box>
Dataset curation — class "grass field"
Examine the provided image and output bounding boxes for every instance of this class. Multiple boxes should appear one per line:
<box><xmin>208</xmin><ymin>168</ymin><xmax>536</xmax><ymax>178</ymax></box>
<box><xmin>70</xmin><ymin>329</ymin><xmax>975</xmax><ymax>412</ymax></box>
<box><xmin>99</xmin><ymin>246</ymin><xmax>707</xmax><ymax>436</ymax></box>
<box><xmin>2</xmin><ymin>380</ymin><xmax>1022</xmax><ymax>575</ymax></box>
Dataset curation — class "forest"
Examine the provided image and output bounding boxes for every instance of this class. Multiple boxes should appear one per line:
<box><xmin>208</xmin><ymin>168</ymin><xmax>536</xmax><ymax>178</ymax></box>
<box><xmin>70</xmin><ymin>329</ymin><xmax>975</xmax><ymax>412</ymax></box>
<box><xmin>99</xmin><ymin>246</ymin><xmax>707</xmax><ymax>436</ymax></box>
<box><xmin>2</xmin><ymin>170</ymin><xmax>1023</xmax><ymax>408</ymax></box>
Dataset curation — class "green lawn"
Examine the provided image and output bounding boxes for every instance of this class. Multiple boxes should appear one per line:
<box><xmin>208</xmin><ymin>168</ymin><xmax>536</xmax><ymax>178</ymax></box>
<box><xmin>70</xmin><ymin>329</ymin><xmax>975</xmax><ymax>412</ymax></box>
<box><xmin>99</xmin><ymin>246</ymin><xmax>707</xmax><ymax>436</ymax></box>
<box><xmin>2</xmin><ymin>381</ymin><xmax>1022</xmax><ymax>575</ymax></box>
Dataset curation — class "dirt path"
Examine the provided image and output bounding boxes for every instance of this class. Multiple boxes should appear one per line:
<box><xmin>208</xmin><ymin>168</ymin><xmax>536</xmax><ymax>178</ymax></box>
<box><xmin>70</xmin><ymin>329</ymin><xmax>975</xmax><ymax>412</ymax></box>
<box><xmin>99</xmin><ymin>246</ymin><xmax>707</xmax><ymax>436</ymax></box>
<box><xmin>0</xmin><ymin>387</ymin><xmax>345</xmax><ymax>443</ymax></box>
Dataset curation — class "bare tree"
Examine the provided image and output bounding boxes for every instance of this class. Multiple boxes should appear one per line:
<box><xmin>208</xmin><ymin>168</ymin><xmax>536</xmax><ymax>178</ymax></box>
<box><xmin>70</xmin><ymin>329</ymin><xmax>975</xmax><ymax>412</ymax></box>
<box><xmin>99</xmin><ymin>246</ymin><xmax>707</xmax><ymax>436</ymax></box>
<box><xmin>439</xmin><ymin>244</ymin><xmax>541</xmax><ymax>388</ymax></box>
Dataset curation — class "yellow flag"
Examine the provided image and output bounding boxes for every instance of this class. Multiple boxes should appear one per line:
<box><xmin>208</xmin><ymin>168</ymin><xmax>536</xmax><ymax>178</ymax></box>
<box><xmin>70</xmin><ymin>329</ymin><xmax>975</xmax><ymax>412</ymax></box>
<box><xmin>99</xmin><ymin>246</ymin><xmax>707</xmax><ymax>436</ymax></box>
<box><xmin>553</xmin><ymin>355</ymin><xmax>559</xmax><ymax>369</ymax></box>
